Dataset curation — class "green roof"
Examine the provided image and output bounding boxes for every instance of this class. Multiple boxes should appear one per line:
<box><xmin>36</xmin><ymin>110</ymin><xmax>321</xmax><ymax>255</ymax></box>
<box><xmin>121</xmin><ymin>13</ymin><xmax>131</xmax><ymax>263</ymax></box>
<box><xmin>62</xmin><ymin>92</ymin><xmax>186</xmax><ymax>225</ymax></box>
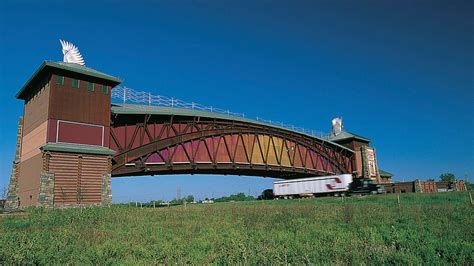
<box><xmin>41</xmin><ymin>142</ymin><xmax>116</xmax><ymax>156</ymax></box>
<box><xmin>325</xmin><ymin>131</ymin><xmax>371</xmax><ymax>143</ymax></box>
<box><xmin>16</xmin><ymin>61</ymin><xmax>122</xmax><ymax>99</ymax></box>
<box><xmin>379</xmin><ymin>169</ymin><xmax>394</xmax><ymax>177</ymax></box>
<box><xmin>111</xmin><ymin>103</ymin><xmax>354</xmax><ymax>153</ymax></box>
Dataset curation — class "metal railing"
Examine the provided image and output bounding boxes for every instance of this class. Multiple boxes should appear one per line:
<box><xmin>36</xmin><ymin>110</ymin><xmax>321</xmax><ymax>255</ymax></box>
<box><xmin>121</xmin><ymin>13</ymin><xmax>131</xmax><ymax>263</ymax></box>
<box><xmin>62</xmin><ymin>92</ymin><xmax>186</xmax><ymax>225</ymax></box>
<box><xmin>111</xmin><ymin>86</ymin><xmax>331</xmax><ymax>139</ymax></box>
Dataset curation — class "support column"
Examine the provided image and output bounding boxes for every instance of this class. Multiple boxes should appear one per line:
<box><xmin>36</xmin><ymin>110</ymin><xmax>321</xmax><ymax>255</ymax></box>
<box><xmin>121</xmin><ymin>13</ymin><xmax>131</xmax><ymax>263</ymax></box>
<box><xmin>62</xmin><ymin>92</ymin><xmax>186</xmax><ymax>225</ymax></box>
<box><xmin>102</xmin><ymin>173</ymin><xmax>112</xmax><ymax>206</ymax></box>
<box><xmin>4</xmin><ymin>162</ymin><xmax>20</xmax><ymax>209</ymax></box>
<box><xmin>414</xmin><ymin>179</ymin><xmax>422</xmax><ymax>193</ymax></box>
<box><xmin>38</xmin><ymin>172</ymin><xmax>55</xmax><ymax>207</ymax></box>
<box><xmin>5</xmin><ymin>117</ymin><xmax>23</xmax><ymax>210</ymax></box>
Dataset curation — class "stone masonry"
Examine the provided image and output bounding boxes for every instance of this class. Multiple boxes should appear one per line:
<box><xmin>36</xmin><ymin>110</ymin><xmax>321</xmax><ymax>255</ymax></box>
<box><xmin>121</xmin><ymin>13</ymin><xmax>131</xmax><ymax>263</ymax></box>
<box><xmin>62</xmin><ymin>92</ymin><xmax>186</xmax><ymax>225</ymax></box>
<box><xmin>4</xmin><ymin>162</ymin><xmax>20</xmax><ymax>209</ymax></box>
<box><xmin>38</xmin><ymin>172</ymin><xmax>55</xmax><ymax>208</ymax></box>
<box><xmin>102</xmin><ymin>173</ymin><xmax>112</xmax><ymax>206</ymax></box>
<box><xmin>4</xmin><ymin>117</ymin><xmax>23</xmax><ymax>210</ymax></box>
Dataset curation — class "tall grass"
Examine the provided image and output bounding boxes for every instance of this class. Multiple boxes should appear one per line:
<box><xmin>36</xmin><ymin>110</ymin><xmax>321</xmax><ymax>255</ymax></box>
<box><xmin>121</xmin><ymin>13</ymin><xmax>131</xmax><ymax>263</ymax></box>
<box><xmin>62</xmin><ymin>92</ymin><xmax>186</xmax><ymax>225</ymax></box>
<box><xmin>1</xmin><ymin>192</ymin><xmax>472</xmax><ymax>264</ymax></box>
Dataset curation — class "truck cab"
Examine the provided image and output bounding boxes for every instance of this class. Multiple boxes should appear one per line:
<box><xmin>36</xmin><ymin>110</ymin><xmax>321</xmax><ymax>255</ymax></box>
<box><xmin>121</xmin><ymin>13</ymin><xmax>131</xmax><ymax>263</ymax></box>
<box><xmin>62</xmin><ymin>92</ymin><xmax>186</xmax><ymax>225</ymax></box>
<box><xmin>349</xmin><ymin>179</ymin><xmax>385</xmax><ymax>195</ymax></box>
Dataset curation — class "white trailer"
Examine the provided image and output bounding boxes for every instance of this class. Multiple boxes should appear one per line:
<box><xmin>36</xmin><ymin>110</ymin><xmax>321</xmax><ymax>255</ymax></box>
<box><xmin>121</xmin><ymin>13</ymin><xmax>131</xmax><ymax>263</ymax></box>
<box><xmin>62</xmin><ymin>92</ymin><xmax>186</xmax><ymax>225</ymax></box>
<box><xmin>273</xmin><ymin>174</ymin><xmax>353</xmax><ymax>197</ymax></box>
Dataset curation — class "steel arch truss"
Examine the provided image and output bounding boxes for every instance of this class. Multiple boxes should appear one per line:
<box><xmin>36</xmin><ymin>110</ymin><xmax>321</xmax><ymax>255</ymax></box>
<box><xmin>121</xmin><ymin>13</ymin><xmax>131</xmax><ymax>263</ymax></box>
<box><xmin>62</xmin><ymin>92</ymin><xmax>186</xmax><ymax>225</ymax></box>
<box><xmin>110</xmin><ymin>115</ymin><xmax>354</xmax><ymax>179</ymax></box>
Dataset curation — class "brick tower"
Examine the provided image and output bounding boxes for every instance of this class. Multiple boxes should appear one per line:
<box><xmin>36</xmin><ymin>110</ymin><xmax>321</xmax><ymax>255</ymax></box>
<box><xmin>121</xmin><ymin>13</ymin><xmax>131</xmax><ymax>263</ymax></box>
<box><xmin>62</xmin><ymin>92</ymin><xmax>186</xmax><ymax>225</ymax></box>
<box><xmin>7</xmin><ymin>61</ymin><xmax>121</xmax><ymax>208</ymax></box>
<box><xmin>327</xmin><ymin>118</ymin><xmax>382</xmax><ymax>184</ymax></box>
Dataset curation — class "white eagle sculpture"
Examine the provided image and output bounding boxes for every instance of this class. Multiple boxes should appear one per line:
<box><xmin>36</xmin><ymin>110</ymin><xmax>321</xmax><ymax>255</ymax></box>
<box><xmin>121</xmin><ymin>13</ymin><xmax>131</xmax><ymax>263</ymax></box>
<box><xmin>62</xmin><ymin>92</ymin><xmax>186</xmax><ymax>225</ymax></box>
<box><xmin>60</xmin><ymin>39</ymin><xmax>85</xmax><ymax>66</ymax></box>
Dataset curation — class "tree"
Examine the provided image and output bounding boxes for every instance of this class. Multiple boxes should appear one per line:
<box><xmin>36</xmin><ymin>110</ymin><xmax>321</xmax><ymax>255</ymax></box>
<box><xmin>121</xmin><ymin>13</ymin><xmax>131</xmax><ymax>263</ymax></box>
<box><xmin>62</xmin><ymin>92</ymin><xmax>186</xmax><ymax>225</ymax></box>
<box><xmin>214</xmin><ymin>192</ymin><xmax>255</xmax><ymax>202</ymax></box>
<box><xmin>184</xmin><ymin>195</ymin><xmax>194</xmax><ymax>203</ymax></box>
<box><xmin>427</xmin><ymin>178</ymin><xmax>435</xmax><ymax>182</ymax></box>
<box><xmin>170</xmin><ymin>198</ymin><xmax>184</xmax><ymax>205</ymax></box>
<box><xmin>439</xmin><ymin>173</ymin><xmax>456</xmax><ymax>182</ymax></box>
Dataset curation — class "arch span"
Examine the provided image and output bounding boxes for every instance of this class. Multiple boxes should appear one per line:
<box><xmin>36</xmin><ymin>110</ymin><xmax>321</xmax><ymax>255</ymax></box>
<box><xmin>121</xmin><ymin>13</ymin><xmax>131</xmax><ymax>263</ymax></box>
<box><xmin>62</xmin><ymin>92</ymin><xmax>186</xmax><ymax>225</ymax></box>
<box><xmin>110</xmin><ymin>104</ymin><xmax>354</xmax><ymax>179</ymax></box>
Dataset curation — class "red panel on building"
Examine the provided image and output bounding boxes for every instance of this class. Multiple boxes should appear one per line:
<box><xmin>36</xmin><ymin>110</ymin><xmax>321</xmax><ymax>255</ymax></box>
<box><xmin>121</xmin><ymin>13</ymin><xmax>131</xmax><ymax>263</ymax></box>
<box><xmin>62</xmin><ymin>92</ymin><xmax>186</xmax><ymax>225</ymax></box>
<box><xmin>47</xmin><ymin>119</ymin><xmax>58</xmax><ymax>143</ymax></box>
<box><xmin>57</xmin><ymin>120</ymin><xmax>104</xmax><ymax>146</ymax></box>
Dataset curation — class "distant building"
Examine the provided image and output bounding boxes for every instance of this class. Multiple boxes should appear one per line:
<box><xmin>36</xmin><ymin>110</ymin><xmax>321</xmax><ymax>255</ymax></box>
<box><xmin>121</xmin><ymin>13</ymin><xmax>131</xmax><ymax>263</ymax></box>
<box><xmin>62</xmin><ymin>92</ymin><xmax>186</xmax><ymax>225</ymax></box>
<box><xmin>383</xmin><ymin>180</ymin><xmax>467</xmax><ymax>193</ymax></box>
<box><xmin>382</xmin><ymin>181</ymin><xmax>415</xmax><ymax>194</ymax></box>
<box><xmin>379</xmin><ymin>170</ymin><xmax>394</xmax><ymax>183</ymax></box>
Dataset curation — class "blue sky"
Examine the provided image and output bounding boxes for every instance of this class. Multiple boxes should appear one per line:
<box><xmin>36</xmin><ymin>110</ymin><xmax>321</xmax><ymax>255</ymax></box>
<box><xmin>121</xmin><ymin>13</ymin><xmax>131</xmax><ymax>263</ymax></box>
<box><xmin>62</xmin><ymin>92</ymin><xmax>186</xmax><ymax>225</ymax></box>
<box><xmin>0</xmin><ymin>0</ymin><xmax>472</xmax><ymax>202</ymax></box>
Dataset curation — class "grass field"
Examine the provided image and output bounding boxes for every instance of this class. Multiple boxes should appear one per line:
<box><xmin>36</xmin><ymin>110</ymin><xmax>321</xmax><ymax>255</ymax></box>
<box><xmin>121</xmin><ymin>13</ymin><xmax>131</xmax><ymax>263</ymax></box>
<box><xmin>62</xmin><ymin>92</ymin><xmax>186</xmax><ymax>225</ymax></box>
<box><xmin>1</xmin><ymin>192</ymin><xmax>473</xmax><ymax>264</ymax></box>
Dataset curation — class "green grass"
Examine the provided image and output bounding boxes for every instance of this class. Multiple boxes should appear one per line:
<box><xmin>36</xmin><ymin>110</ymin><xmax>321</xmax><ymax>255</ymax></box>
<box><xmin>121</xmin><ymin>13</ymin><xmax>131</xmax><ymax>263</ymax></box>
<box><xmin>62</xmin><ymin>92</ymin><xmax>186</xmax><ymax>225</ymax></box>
<box><xmin>1</xmin><ymin>192</ymin><xmax>473</xmax><ymax>264</ymax></box>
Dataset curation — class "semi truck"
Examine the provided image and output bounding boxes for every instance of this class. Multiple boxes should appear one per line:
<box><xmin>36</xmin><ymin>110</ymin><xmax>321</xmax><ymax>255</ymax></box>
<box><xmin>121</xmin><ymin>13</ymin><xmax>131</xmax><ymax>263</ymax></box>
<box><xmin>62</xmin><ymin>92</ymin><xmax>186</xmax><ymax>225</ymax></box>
<box><xmin>272</xmin><ymin>174</ymin><xmax>384</xmax><ymax>198</ymax></box>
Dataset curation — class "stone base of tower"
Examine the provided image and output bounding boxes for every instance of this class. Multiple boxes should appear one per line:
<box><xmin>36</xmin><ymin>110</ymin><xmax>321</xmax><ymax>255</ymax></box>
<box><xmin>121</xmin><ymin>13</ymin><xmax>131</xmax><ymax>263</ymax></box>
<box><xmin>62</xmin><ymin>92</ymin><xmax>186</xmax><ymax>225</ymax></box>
<box><xmin>38</xmin><ymin>143</ymin><xmax>115</xmax><ymax>208</ymax></box>
<box><xmin>35</xmin><ymin>170</ymin><xmax>112</xmax><ymax>208</ymax></box>
<box><xmin>9</xmin><ymin>143</ymin><xmax>115</xmax><ymax>208</ymax></box>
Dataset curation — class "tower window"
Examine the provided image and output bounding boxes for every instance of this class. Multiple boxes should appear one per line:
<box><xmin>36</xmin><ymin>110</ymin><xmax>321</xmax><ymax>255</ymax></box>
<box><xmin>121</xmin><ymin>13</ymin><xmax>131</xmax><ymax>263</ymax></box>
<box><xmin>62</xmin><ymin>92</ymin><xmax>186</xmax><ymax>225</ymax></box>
<box><xmin>101</xmin><ymin>85</ymin><xmax>108</xmax><ymax>95</ymax></box>
<box><xmin>55</xmin><ymin>75</ymin><xmax>64</xmax><ymax>85</ymax></box>
<box><xmin>72</xmin><ymin>79</ymin><xmax>80</xmax><ymax>89</ymax></box>
<box><xmin>87</xmin><ymin>82</ymin><xmax>94</xmax><ymax>92</ymax></box>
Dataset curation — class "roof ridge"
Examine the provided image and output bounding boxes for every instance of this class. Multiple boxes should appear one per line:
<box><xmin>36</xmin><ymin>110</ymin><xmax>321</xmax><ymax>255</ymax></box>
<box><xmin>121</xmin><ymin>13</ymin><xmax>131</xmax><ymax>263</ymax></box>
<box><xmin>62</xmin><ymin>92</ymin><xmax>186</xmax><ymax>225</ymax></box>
<box><xmin>326</xmin><ymin>130</ymin><xmax>371</xmax><ymax>142</ymax></box>
<box><xmin>47</xmin><ymin>61</ymin><xmax>121</xmax><ymax>80</ymax></box>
